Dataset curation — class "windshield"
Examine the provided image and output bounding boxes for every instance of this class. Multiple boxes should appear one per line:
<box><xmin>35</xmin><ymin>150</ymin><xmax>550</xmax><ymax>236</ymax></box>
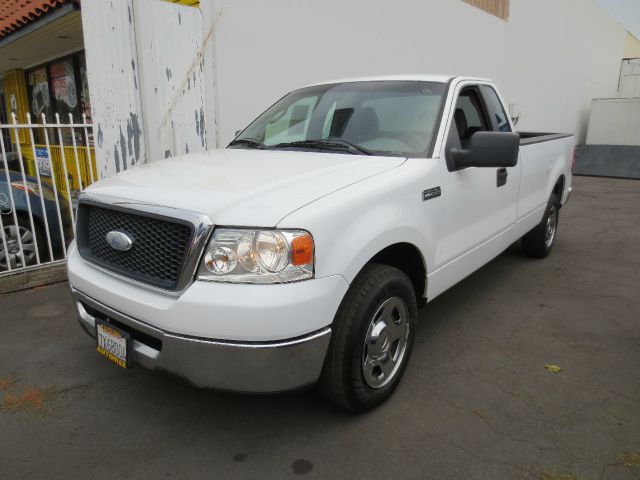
<box><xmin>230</xmin><ymin>81</ymin><xmax>447</xmax><ymax>157</ymax></box>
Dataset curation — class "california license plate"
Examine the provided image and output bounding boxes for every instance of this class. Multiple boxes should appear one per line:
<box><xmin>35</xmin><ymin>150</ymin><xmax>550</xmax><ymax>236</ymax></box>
<box><xmin>95</xmin><ymin>320</ymin><xmax>131</xmax><ymax>369</ymax></box>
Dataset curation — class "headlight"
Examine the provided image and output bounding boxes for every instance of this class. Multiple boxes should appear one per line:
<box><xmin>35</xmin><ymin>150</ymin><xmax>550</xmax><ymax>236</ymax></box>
<box><xmin>197</xmin><ymin>228</ymin><xmax>314</xmax><ymax>284</ymax></box>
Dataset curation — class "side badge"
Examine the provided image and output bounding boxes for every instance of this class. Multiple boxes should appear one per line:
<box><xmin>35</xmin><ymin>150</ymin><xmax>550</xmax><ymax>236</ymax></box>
<box><xmin>422</xmin><ymin>186</ymin><xmax>441</xmax><ymax>201</ymax></box>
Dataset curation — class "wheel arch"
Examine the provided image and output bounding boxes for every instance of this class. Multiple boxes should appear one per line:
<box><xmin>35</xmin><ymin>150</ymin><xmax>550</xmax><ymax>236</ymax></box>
<box><xmin>553</xmin><ymin>174</ymin><xmax>565</xmax><ymax>202</ymax></box>
<box><xmin>357</xmin><ymin>242</ymin><xmax>427</xmax><ymax>302</ymax></box>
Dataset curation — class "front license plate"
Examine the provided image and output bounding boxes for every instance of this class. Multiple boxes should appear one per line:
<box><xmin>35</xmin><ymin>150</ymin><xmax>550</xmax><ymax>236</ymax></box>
<box><xmin>95</xmin><ymin>320</ymin><xmax>131</xmax><ymax>369</ymax></box>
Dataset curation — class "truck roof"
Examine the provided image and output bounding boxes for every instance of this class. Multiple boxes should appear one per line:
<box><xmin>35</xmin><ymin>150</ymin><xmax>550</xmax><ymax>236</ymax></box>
<box><xmin>304</xmin><ymin>75</ymin><xmax>492</xmax><ymax>88</ymax></box>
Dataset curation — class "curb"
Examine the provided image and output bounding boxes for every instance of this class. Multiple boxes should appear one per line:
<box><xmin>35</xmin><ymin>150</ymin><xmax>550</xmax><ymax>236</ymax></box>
<box><xmin>0</xmin><ymin>263</ymin><xmax>67</xmax><ymax>294</ymax></box>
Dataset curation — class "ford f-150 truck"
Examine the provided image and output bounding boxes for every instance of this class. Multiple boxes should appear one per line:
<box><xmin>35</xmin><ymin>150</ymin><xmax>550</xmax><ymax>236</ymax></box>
<box><xmin>68</xmin><ymin>75</ymin><xmax>574</xmax><ymax>411</ymax></box>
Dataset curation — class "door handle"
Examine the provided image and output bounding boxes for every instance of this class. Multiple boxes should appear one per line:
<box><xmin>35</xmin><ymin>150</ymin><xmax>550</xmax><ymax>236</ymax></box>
<box><xmin>496</xmin><ymin>168</ymin><xmax>508</xmax><ymax>187</ymax></box>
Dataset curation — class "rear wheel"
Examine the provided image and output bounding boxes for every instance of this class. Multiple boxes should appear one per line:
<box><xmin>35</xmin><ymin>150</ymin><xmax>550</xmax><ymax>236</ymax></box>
<box><xmin>318</xmin><ymin>263</ymin><xmax>417</xmax><ymax>412</ymax></box>
<box><xmin>522</xmin><ymin>193</ymin><xmax>559</xmax><ymax>258</ymax></box>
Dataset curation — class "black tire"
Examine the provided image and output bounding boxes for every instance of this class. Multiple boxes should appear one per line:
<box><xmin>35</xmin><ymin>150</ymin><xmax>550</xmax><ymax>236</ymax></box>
<box><xmin>318</xmin><ymin>263</ymin><xmax>417</xmax><ymax>412</ymax></box>
<box><xmin>522</xmin><ymin>193</ymin><xmax>560</xmax><ymax>258</ymax></box>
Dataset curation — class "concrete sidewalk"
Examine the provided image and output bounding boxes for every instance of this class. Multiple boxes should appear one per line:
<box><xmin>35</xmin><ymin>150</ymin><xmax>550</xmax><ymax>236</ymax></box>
<box><xmin>0</xmin><ymin>176</ymin><xmax>639</xmax><ymax>480</ymax></box>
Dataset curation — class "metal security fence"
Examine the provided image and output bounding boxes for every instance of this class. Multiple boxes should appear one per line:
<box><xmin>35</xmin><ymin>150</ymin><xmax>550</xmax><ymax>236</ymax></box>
<box><xmin>0</xmin><ymin>112</ymin><xmax>96</xmax><ymax>276</ymax></box>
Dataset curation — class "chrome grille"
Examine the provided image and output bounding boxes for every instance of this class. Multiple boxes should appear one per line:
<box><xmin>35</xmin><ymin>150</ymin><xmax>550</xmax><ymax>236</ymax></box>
<box><xmin>76</xmin><ymin>203</ymin><xmax>195</xmax><ymax>290</ymax></box>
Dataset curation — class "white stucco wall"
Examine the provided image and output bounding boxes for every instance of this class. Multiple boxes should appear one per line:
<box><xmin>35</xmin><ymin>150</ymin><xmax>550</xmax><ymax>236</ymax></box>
<box><xmin>587</xmin><ymin>98</ymin><xmax>640</xmax><ymax>145</ymax></box>
<box><xmin>83</xmin><ymin>0</ymin><xmax>207</xmax><ymax>176</ymax></box>
<box><xmin>83</xmin><ymin>0</ymin><xmax>630</xmax><ymax>172</ymax></box>
<box><xmin>82</xmin><ymin>0</ymin><xmax>144</xmax><ymax>177</ymax></box>
<box><xmin>207</xmin><ymin>0</ymin><xmax>628</xmax><ymax>146</ymax></box>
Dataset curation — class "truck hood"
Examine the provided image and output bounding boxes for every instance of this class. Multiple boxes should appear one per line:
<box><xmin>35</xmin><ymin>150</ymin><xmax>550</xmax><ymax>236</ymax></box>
<box><xmin>87</xmin><ymin>149</ymin><xmax>405</xmax><ymax>226</ymax></box>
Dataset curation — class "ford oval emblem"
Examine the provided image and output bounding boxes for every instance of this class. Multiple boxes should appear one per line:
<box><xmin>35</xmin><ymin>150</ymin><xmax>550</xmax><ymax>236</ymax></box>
<box><xmin>105</xmin><ymin>230</ymin><xmax>134</xmax><ymax>252</ymax></box>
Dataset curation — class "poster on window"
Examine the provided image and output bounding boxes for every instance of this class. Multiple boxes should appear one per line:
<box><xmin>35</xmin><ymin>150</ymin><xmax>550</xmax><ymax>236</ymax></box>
<box><xmin>35</xmin><ymin>147</ymin><xmax>52</xmax><ymax>178</ymax></box>
<box><xmin>50</xmin><ymin>60</ymin><xmax>78</xmax><ymax>110</ymax></box>
<box><xmin>29</xmin><ymin>67</ymin><xmax>51</xmax><ymax>117</ymax></box>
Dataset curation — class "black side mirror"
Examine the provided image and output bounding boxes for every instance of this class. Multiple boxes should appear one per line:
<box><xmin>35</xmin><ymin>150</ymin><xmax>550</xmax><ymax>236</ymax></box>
<box><xmin>450</xmin><ymin>132</ymin><xmax>520</xmax><ymax>170</ymax></box>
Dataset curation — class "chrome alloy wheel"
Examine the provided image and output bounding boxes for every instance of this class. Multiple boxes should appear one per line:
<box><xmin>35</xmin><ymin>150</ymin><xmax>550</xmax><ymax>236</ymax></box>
<box><xmin>544</xmin><ymin>205</ymin><xmax>558</xmax><ymax>249</ymax></box>
<box><xmin>0</xmin><ymin>225</ymin><xmax>36</xmax><ymax>269</ymax></box>
<box><xmin>362</xmin><ymin>296</ymin><xmax>410</xmax><ymax>389</ymax></box>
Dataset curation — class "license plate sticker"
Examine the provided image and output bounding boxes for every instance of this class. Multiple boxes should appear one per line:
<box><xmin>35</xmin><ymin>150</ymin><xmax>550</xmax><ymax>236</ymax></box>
<box><xmin>95</xmin><ymin>320</ymin><xmax>131</xmax><ymax>369</ymax></box>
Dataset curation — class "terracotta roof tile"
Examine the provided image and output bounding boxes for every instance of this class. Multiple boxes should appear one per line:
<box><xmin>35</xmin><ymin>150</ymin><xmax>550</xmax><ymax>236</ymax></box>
<box><xmin>0</xmin><ymin>0</ymin><xmax>79</xmax><ymax>39</ymax></box>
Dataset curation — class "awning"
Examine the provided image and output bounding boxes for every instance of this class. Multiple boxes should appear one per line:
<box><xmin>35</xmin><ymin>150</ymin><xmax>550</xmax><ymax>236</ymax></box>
<box><xmin>0</xmin><ymin>0</ymin><xmax>79</xmax><ymax>39</ymax></box>
<box><xmin>0</xmin><ymin>3</ymin><xmax>83</xmax><ymax>75</ymax></box>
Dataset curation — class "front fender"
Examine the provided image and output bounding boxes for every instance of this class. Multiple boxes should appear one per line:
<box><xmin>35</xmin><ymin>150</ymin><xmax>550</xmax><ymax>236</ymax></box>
<box><xmin>340</xmin><ymin>225</ymin><xmax>431</xmax><ymax>287</ymax></box>
<box><xmin>278</xmin><ymin>158</ymin><xmax>442</xmax><ymax>288</ymax></box>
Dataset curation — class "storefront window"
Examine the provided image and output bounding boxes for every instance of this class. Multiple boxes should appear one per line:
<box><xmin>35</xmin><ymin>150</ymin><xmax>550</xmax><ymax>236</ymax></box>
<box><xmin>50</xmin><ymin>58</ymin><xmax>79</xmax><ymax>119</ymax></box>
<box><xmin>28</xmin><ymin>67</ymin><xmax>51</xmax><ymax>118</ymax></box>
<box><xmin>26</xmin><ymin>52</ymin><xmax>91</xmax><ymax>145</ymax></box>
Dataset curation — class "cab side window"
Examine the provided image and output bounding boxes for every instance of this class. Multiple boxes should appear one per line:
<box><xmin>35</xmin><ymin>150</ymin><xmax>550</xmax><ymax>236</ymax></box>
<box><xmin>480</xmin><ymin>86</ymin><xmax>512</xmax><ymax>132</ymax></box>
<box><xmin>453</xmin><ymin>87</ymin><xmax>490</xmax><ymax>148</ymax></box>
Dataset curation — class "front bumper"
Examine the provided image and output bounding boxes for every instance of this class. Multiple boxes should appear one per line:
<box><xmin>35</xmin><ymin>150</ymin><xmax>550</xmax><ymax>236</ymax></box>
<box><xmin>67</xmin><ymin>244</ymin><xmax>349</xmax><ymax>341</ymax></box>
<box><xmin>73</xmin><ymin>288</ymin><xmax>332</xmax><ymax>393</ymax></box>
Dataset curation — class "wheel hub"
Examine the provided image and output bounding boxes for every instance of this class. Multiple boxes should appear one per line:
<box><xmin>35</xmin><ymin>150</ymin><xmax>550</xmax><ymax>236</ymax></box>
<box><xmin>362</xmin><ymin>296</ymin><xmax>410</xmax><ymax>389</ymax></box>
<box><xmin>1</xmin><ymin>225</ymin><xmax>36</xmax><ymax>269</ymax></box>
<box><xmin>545</xmin><ymin>206</ymin><xmax>557</xmax><ymax>248</ymax></box>
<box><xmin>7</xmin><ymin>241</ymin><xmax>19</xmax><ymax>254</ymax></box>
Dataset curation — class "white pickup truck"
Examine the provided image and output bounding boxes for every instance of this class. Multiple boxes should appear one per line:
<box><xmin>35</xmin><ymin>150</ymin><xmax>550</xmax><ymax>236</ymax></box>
<box><xmin>68</xmin><ymin>75</ymin><xmax>573</xmax><ymax>411</ymax></box>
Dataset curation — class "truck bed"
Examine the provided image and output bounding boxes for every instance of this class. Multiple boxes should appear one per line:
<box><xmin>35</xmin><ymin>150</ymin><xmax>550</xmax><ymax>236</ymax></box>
<box><xmin>519</xmin><ymin>132</ymin><xmax>573</xmax><ymax>146</ymax></box>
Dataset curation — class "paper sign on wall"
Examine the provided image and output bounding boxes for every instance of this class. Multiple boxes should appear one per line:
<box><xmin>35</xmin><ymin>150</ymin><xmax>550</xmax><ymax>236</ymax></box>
<box><xmin>35</xmin><ymin>147</ymin><xmax>52</xmax><ymax>177</ymax></box>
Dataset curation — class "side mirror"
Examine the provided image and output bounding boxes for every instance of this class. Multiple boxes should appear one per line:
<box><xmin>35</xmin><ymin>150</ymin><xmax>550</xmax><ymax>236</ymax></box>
<box><xmin>450</xmin><ymin>132</ymin><xmax>519</xmax><ymax>170</ymax></box>
<box><xmin>234</xmin><ymin>129</ymin><xmax>242</xmax><ymax>137</ymax></box>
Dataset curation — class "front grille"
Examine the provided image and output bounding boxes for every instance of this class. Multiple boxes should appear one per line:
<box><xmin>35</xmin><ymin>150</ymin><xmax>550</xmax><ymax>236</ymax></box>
<box><xmin>76</xmin><ymin>203</ymin><xmax>194</xmax><ymax>290</ymax></box>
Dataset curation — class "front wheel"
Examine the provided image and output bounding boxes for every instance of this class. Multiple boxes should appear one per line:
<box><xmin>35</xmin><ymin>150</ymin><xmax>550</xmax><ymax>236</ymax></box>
<box><xmin>0</xmin><ymin>215</ymin><xmax>43</xmax><ymax>270</ymax></box>
<box><xmin>318</xmin><ymin>263</ymin><xmax>417</xmax><ymax>412</ymax></box>
<box><xmin>522</xmin><ymin>193</ymin><xmax>560</xmax><ymax>258</ymax></box>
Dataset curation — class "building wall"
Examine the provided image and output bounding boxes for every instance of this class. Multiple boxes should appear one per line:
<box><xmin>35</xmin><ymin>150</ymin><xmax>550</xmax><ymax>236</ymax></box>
<box><xmin>502</xmin><ymin>0</ymin><xmax>626</xmax><ymax>142</ymax></box>
<box><xmin>208</xmin><ymin>0</ymin><xmax>628</xmax><ymax>146</ymax></box>
<box><xmin>82</xmin><ymin>0</ymin><xmax>207</xmax><ymax>176</ymax></box>
<box><xmin>587</xmin><ymin>98</ymin><xmax>640</xmax><ymax>146</ymax></box>
<box><xmin>82</xmin><ymin>0</ymin><xmax>144</xmax><ymax>176</ymax></box>
<box><xmin>624</xmin><ymin>33</ymin><xmax>640</xmax><ymax>58</ymax></box>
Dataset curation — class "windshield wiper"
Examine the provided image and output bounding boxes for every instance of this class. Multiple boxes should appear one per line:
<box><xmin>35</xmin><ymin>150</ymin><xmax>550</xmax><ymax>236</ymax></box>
<box><xmin>228</xmin><ymin>138</ymin><xmax>266</xmax><ymax>149</ymax></box>
<box><xmin>272</xmin><ymin>139</ymin><xmax>372</xmax><ymax>156</ymax></box>
<box><xmin>324</xmin><ymin>138</ymin><xmax>373</xmax><ymax>155</ymax></box>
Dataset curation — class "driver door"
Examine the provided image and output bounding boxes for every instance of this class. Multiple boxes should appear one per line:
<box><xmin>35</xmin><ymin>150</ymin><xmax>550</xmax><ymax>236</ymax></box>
<box><xmin>437</xmin><ymin>82</ymin><xmax>520</xmax><ymax>265</ymax></box>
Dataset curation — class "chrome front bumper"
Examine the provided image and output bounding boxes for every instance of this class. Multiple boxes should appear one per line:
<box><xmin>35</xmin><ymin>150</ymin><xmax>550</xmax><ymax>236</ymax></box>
<box><xmin>72</xmin><ymin>288</ymin><xmax>332</xmax><ymax>393</ymax></box>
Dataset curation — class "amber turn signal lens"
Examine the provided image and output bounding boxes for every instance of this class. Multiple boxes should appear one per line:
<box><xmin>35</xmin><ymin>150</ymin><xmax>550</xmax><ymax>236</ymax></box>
<box><xmin>291</xmin><ymin>233</ymin><xmax>314</xmax><ymax>266</ymax></box>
